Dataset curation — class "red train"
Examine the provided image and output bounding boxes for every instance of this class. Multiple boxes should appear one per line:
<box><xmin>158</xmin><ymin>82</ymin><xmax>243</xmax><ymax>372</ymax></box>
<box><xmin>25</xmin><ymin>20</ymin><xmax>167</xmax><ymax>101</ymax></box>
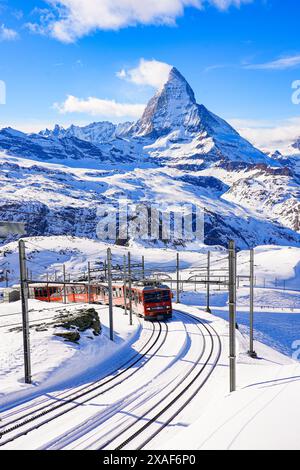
<box><xmin>29</xmin><ymin>282</ymin><xmax>173</xmax><ymax>321</ymax></box>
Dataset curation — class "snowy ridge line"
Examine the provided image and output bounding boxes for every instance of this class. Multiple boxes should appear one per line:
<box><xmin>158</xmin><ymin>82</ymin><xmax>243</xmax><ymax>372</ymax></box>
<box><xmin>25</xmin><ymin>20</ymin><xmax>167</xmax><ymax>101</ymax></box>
<box><xmin>25</xmin><ymin>239</ymin><xmax>109</xmax><ymax>260</ymax></box>
<box><xmin>111</xmin><ymin>310</ymin><xmax>221</xmax><ymax>450</ymax></box>
<box><xmin>95</xmin><ymin>311</ymin><xmax>206</xmax><ymax>450</ymax></box>
<box><xmin>0</xmin><ymin>321</ymin><xmax>167</xmax><ymax>444</ymax></box>
<box><xmin>0</xmin><ymin>306</ymin><xmax>109</xmax><ymax>328</ymax></box>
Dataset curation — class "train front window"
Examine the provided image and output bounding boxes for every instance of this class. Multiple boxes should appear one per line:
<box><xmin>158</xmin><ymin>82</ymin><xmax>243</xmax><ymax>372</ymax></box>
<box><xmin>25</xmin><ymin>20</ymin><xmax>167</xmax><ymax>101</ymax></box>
<box><xmin>143</xmin><ymin>291</ymin><xmax>170</xmax><ymax>303</ymax></box>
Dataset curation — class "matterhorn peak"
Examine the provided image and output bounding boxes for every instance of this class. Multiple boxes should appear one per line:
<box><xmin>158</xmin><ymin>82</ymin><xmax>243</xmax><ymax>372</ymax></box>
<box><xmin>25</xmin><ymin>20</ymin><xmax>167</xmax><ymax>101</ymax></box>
<box><xmin>163</xmin><ymin>67</ymin><xmax>196</xmax><ymax>103</ymax></box>
<box><xmin>131</xmin><ymin>66</ymin><xmax>200</xmax><ymax>137</ymax></box>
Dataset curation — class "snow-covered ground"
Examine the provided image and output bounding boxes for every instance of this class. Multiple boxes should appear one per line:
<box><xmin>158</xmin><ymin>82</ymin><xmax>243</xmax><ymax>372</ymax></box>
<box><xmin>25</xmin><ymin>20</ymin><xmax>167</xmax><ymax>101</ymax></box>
<box><xmin>0</xmin><ymin>300</ymin><xmax>140</xmax><ymax>407</ymax></box>
<box><xmin>162</xmin><ymin>308</ymin><xmax>300</xmax><ymax>451</ymax></box>
<box><xmin>0</xmin><ymin>300</ymin><xmax>298</xmax><ymax>450</ymax></box>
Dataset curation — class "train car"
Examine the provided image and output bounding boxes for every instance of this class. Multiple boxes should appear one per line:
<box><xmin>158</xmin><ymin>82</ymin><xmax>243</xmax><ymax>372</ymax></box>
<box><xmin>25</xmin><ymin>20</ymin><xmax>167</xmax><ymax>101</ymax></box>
<box><xmin>96</xmin><ymin>282</ymin><xmax>173</xmax><ymax>321</ymax></box>
<box><xmin>29</xmin><ymin>284</ymin><xmax>64</xmax><ymax>302</ymax></box>
<box><xmin>30</xmin><ymin>281</ymin><xmax>172</xmax><ymax>321</ymax></box>
<box><xmin>135</xmin><ymin>284</ymin><xmax>172</xmax><ymax>321</ymax></box>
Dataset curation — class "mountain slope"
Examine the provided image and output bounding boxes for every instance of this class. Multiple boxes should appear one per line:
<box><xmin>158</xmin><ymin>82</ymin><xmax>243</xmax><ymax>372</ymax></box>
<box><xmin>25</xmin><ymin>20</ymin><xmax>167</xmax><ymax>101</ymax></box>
<box><xmin>0</xmin><ymin>67</ymin><xmax>299</xmax><ymax>249</ymax></box>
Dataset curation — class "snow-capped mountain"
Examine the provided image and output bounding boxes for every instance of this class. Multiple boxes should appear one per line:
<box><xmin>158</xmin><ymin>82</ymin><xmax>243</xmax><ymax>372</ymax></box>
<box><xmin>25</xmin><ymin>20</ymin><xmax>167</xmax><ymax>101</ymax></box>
<box><xmin>40</xmin><ymin>121</ymin><xmax>133</xmax><ymax>144</ymax></box>
<box><xmin>0</xmin><ymin>67</ymin><xmax>300</xmax><ymax>249</ymax></box>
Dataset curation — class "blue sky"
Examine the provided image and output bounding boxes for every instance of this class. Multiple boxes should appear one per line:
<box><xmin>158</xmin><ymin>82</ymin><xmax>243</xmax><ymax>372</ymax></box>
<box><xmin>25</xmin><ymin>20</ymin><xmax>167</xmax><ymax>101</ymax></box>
<box><xmin>0</xmin><ymin>0</ymin><xmax>300</xmax><ymax>150</ymax></box>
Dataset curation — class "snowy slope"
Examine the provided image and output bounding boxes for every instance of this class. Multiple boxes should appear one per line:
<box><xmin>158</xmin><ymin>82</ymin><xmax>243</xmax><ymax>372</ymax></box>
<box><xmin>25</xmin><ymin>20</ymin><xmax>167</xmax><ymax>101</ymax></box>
<box><xmin>0</xmin><ymin>67</ymin><xmax>300</xmax><ymax>248</ymax></box>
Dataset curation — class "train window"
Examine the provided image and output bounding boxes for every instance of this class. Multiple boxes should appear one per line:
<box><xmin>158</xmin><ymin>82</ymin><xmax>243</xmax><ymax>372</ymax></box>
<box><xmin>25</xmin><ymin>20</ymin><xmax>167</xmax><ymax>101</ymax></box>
<box><xmin>144</xmin><ymin>291</ymin><xmax>170</xmax><ymax>303</ymax></box>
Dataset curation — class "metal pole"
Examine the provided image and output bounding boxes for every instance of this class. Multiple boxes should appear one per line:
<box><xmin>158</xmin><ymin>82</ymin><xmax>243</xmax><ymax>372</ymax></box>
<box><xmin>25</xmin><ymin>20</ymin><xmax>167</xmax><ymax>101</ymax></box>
<box><xmin>248</xmin><ymin>248</ymin><xmax>257</xmax><ymax>358</ymax></box>
<box><xmin>18</xmin><ymin>240</ymin><xmax>31</xmax><ymax>384</ymax></box>
<box><xmin>107</xmin><ymin>248</ymin><xmax>114</xmax><ymax>341</ymax></box>
<box><xmin>104</xmin><ymin>260</ymin><xmax>107</xmax><ymax>281</ymax></box>
<box><xmin>5</xmin><ymin>270</ymin><xmax>8</xmax><ymax>287</ymax></box>
<box><xmin>228</xmin><ymin>240</ymin><xmax>236</xmax><ymax>392</ymax></box>
<box><xmin>123</xmin><ymin>255</ymin><xmax>128</xmax><ymax>315</ymax></box>
<box><xmin>142</xmin><ymin>256</ymin><xmax>145</xmax><ymax>280</ymax></box>
<box><xmin>206</xmin><ymin>251</ymin><xmax>211</xmax><ymax>313</ymax></box>
<box><xmin>176</xmin><ymin>253</ymin><xmax>180</xmax><ymax>304</ymax></box>
<box><xmin>88</xmin><ymin>261</ymin><xmax>91</xmax><ymax>304</ymax></box>
<box><xmin>63</xmin><ymin>264</ymin><xmax>67</xmax><ymax>304</ymax></box>
<box><xmin>128</xmin><ymin>251</ymin><xmax>133</xmax><ymax>326</ymax></box>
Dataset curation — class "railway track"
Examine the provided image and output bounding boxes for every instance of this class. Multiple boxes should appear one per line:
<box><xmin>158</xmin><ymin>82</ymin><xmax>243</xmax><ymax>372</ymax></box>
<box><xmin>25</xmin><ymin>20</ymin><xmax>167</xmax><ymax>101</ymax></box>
<box><xmin>0</xmin><ymin>320</ymin><xmax>168</xmax><ymax>447</ymax></box>
<box><xmin>0</xmin><ymin>309</ymin><xmax>222</xmax><ymax>450</ymax></box>
<box><xmin>44</xmin><ymin>310</ymin><xmax>221</xmax><ymax>450</ymax></box>
<box><xmin>100</xmin><ymin>310</ymin><xmax>222</xmax><ymax>450</ymax></box>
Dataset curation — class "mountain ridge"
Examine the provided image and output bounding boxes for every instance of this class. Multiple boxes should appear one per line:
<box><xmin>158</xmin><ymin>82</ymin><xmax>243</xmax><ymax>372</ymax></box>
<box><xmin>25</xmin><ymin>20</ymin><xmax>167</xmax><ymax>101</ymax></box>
<box><xmin>0</xmin><ymin>67</ymin><xmax>299</xmax><ymax>249</ymax></box>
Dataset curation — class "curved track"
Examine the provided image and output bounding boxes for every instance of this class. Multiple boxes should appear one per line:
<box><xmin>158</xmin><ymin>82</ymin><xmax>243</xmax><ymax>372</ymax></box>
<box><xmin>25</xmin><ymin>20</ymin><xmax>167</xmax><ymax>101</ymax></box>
<box><xmin>0</xmin><ymin>309</ymin><xmax>222</xmax><ymax>450</ymax></box>
<box><xmin>0</xmin><ymin>320</ymin><xmax>167</xmax><ymax>447</ymax></box>
<box><xmin>104</xmin><ymin>310</ymin><xmax>221</xmax><ymax>450</ymax></box>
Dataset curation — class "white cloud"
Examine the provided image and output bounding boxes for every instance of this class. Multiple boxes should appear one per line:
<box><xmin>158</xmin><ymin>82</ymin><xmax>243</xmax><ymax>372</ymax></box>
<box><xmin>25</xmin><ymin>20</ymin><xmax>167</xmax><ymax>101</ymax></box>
<box><xmin>32</xmin><ymin>0</ymin><xmax>253</xmax><ymax>43</ymax></box>
<box><xmin>54</xmin><ymin>95</ymin><xmax>145</xmax><ymax>119</ymax></box>
<box><xmin>230</xmin><ymin>117</ymin><xmax>300</xmax><ymax>154</ymax></box>
<box><xmin>0</xmin><ymin>24</ymin><xmax>19</xmax><ymax>41</ymax></box>
<box><xmin>245</xmin><ymin>54</ymin><xmax>300</xmax><ymax>71</ymax></box>
<box><xmin>210</xmin><ymin>0</ymin><xmax>252</xmax><ymax>10</ymax></box>
<box><xmin>117</xmin><ymin>59</ymin><xmax>172</xmax><ymax>89</ymax></box>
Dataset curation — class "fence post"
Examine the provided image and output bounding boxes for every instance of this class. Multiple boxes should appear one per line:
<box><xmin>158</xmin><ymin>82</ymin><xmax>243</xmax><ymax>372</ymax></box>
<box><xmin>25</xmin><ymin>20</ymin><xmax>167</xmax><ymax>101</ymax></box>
<box><xmin>248</xmin><ymin>248</ymin><xmax>257</xmax><ymax>358</ymax></box>
<box><xmin>107</xmin><ymin>248</ymin><xmax>114</xmax><ymax>341</ymax></box>
<box><xmin>228</xmin><ymin>240</ymin><xmax>236</xmax><ymax>392</ymax></box>
<box><xmin>18</xmin><ymin>240</ymin><xmax>32</xmax><ymax>384</ymax></box>
<box><xmin>206</xmin><ymin>251</ymin><xmax>211</xmax><ymax>313</ymax></box>
<box><xmin>176</xmin><ymin>253</ymin><xmax>180</xmax><ymax>304</ymax></box>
